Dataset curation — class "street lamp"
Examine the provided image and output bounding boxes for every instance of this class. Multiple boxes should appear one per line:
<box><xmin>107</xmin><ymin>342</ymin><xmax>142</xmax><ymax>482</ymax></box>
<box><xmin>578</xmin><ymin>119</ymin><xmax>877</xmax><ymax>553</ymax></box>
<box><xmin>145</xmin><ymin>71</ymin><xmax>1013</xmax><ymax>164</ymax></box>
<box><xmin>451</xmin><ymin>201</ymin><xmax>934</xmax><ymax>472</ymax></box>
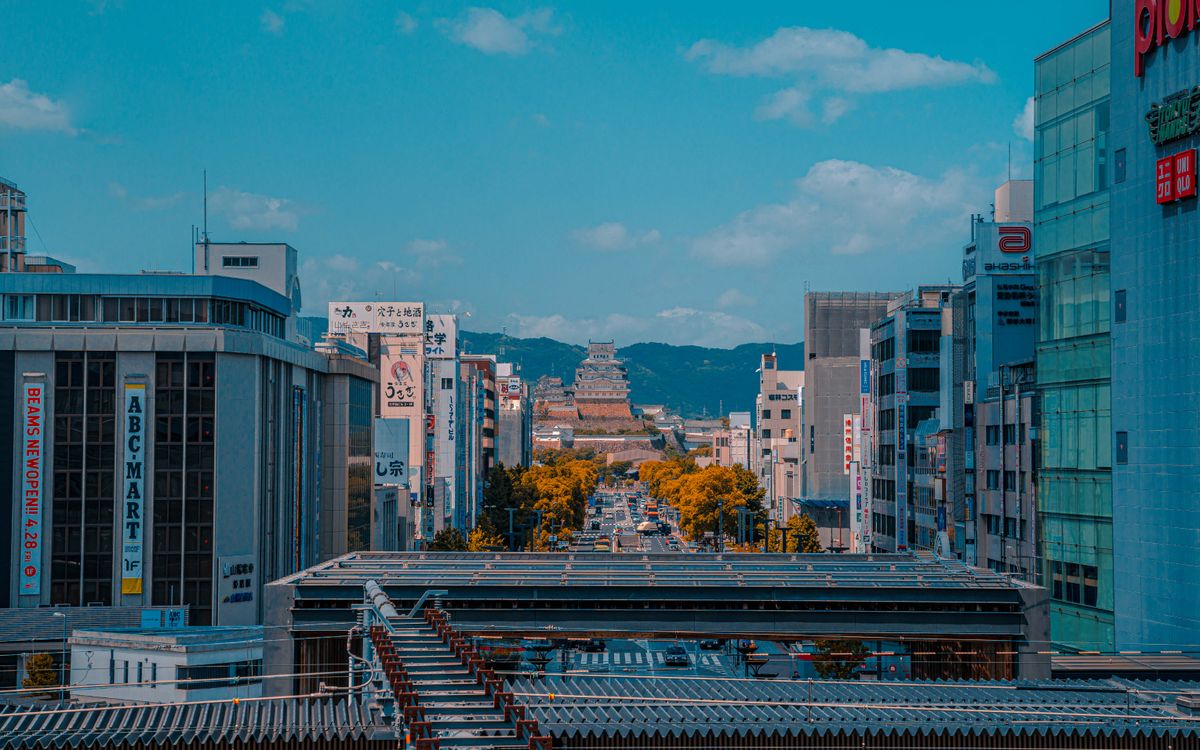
<box><xmin>51</xmin><ymin>612</ymin><xmax>66</xmax><ymax>703</ymax></box>
<box><xmin>716</xmin><ymin>499</ymin><xmax>724</xmax><ymax>553</ymax></box>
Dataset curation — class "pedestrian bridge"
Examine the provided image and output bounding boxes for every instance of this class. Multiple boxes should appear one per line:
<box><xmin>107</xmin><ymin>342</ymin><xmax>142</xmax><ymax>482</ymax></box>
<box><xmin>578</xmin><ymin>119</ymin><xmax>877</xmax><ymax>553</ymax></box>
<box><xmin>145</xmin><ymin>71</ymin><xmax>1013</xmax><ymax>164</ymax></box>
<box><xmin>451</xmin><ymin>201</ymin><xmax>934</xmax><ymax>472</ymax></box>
<box><xmin>264</xmin><ymin>551</ymin><xmax>1049</xmax><ymax>686</ymax></box>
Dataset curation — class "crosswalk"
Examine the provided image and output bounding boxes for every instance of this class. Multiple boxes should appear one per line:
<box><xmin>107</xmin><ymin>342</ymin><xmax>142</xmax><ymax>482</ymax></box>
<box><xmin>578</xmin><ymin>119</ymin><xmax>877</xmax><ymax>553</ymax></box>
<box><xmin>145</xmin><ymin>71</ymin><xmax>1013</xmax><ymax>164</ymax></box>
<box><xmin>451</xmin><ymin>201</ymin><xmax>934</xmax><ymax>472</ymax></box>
<box><xmin>577</xmin><ymin>651</ymin><xmax>723</xmax><ymax>667</ymax></box>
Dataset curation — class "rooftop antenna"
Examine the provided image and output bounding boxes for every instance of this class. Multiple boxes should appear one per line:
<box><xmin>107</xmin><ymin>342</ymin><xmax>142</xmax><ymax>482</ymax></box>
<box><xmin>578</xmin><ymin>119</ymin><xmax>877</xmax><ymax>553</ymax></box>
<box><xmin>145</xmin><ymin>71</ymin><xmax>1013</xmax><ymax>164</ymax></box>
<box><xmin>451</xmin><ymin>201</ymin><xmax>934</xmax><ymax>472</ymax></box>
<box><xmin>202</xmin><ymin>170</ymin><xmax>208</xmax><ymax>243</ymax></box>
<box><xmin>1007</xmin><ymin>142</ymin><xmax>1012</xmax><ymax>181</ymax></box>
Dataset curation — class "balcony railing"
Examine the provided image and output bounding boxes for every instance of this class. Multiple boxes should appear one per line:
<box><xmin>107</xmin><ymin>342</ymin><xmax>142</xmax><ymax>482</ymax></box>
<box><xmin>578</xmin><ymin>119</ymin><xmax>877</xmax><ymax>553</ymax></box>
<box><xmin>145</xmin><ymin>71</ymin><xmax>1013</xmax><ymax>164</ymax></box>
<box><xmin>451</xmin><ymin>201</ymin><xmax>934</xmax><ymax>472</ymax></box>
<box><xmin>0</xmin><ymin>193</ymin><xmax>26</xmax><ymax>210</ymax></box>
<box><xmin>0</xmin><ymin>235</ymin><xmax>26</xmax><ymax>251</ymax></box>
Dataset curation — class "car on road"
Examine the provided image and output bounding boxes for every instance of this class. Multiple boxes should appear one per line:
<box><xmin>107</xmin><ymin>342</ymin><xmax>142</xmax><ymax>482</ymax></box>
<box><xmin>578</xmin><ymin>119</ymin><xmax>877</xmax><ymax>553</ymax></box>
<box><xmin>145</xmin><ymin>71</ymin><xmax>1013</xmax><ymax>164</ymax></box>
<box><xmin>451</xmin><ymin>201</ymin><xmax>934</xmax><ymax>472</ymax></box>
<box><xmin>580</xmin><ymin>638</ymin><xmax>606</xmax><ymax>652</ymax></box>
<box><xmin>698</xmin><ymin>639</ymin><xmax>724</xmax><ymax>650</ymax></box>
<box><xmin>590</xmin><ymin>520</ymin><xmax>601</xmax><ymax>530</ymax></box>
<box><xmin>663</xmin><ymin>644</ymin><xmax>689</xmax><ymax>666</ymax></box>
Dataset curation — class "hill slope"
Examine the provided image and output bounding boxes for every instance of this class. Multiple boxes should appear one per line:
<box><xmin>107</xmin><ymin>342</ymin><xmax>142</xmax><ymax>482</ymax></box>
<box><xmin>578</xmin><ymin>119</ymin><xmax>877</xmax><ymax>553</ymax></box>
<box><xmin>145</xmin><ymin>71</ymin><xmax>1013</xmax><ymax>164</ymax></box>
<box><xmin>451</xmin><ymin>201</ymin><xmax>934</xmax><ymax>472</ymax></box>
<box><xmin>461</xmin><ymin>331</ymin><xmax>803</xmax><ymax>418</ymax></box>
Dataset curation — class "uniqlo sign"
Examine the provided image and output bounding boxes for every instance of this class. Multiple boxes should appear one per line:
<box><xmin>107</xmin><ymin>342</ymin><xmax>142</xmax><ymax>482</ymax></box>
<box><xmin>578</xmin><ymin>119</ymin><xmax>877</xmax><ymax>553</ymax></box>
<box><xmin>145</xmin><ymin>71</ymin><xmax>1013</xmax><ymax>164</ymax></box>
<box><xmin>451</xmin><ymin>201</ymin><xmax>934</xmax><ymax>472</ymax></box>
<box><xmin>1175</xmin><ymin>149</ymin><xmax>1197</xmax><ymax>199</ymax></box>
<box><xmin>1157</xmin><ymin>149</ymin><xmax>1197</xmax><ymax>204</ymax></box>
<box><xmin>1157</xmin><ymin>155</ymin><xmax>1175</xmax><ymax>203</ymax></box>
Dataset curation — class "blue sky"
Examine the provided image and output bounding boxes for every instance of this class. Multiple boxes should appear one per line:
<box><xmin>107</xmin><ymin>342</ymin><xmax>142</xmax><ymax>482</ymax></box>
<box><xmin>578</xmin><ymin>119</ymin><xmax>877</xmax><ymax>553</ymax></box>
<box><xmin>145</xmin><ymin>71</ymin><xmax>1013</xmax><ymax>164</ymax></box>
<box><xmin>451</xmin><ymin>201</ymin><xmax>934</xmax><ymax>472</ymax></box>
<box><xmin>1</xmin><ymin>1</ymin><xmax>1106</xmax><ymax>347</ymax></box>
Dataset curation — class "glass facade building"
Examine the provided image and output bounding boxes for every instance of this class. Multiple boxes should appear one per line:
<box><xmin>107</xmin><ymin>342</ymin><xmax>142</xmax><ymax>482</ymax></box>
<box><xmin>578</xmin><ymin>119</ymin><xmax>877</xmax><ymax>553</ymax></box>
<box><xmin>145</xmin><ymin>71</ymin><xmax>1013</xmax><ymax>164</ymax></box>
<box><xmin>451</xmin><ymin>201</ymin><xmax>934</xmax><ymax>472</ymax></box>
<box><xmin>1034</xmin><ymin>21</ymin><xmax>1114</xmax><ymax>651</ymax></box>
<box><xmin>1109</xmin><ymin>2</ymin><xmax>1200</xmax><ymax>649</ymax></box>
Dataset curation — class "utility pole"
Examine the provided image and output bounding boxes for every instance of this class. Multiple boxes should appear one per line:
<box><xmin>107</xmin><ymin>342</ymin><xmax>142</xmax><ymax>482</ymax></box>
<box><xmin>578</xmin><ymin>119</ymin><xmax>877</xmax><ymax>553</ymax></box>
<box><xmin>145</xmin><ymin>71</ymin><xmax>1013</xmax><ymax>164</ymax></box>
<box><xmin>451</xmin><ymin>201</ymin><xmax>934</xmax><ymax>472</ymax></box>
<box><xmin>505</xmin><ymin>508</ymin><xmax>518</xmax><ymax>552</ymax></box>
<box><xmin>717</xmin><ymin>499</ymin><xmax>724</xmax><ymax>553</ymax></box>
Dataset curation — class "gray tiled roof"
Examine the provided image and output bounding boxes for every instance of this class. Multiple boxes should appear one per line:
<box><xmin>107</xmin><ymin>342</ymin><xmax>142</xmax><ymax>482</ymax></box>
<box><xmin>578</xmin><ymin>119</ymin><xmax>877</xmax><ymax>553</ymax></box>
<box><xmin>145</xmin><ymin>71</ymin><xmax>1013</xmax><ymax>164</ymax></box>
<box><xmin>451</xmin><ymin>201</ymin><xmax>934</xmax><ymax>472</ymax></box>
<box><xmin>512</xmin><ymin>675</ymin><xmax>1200</xmax><ymax>740</ymax></box>
<box><xmin>0</xmin><ymin>697</ymin><xmax>389</xmax><ymax>748</ymax></box>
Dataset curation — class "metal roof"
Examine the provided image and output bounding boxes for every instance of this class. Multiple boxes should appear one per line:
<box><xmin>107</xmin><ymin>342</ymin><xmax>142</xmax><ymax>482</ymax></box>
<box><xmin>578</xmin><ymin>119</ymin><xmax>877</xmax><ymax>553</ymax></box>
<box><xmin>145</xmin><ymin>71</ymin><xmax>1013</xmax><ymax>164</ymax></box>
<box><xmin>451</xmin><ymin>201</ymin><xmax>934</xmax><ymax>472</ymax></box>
<box><xmin>278</xmin><ymin>550</ymin><xmax>1037</xmax><ymax>592</ymax></box>
<box><xmin>0</xmin><ymin>607</ymin><xmax>187</xmax><ymax>647</ymax></box>
<box><xmin>512</xmin><ymin>674</ymin><xmax>1200</xmax><ymax>740</ymax></box>
<box><xmin>0</xmin><ymin>697</ymin><xmax>388</xmax><ymax>748</ymax></box>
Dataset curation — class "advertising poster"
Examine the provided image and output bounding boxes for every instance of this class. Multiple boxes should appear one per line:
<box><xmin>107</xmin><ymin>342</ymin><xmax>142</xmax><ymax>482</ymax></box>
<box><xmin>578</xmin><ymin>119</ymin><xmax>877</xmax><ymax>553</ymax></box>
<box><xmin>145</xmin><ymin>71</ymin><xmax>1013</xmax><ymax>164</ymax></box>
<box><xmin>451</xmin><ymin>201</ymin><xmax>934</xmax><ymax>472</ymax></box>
<box><xmin>425</xmin><ymin>314</ymin><xmax>457</xmax><ymax>359</ymax></box>
<box><xmin>121</xmin><ymin>383</ymin><xmax>146</xmax><ymax>595</ymax></box>
<box><xmin>373</xmin><ymin>418</ymin><xmax>410</xmax><ymax>485</ymax></box>
<box><xmin>19</xmin><ymin>382</ymin><xmax>45</xmax><ymax>596</ymax></box>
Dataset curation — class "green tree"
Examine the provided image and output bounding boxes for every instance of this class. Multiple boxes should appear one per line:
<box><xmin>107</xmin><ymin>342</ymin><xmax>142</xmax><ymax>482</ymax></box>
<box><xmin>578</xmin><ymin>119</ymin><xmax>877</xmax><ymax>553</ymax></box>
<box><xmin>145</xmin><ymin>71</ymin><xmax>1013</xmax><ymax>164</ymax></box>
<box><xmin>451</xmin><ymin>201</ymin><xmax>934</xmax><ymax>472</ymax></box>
<box><xmin>467</xmin><ymin>527</ymin><xmax>506</xmax><ymax>552</ymax></box>
<box><xmin>22</xmin><ymin>653</ymin><xmax>58</xmax><ymax>696</ymax></box>
<box><xmin>787</xmin><ymin>513</ymin><xmax>824</xmax><ymax>553</ymax></box>
<box><xmin>427</xmin><ymin>527</ymin><xmax>468</xmax><ymax>551</ymax></box>
<box><xmin>812</xmin><ymin>639</ymin><xmax>870</xmax><ymax>679</ymax></box>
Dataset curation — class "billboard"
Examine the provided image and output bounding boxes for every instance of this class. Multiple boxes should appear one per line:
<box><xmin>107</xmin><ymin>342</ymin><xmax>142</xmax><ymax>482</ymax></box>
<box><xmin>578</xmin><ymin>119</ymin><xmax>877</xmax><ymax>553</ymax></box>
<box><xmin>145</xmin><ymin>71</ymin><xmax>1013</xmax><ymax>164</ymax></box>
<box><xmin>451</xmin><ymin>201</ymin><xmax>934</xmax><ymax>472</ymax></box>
<box><xmin>499</xmin><ymin>376</ymin><xmax>522</xmax><ymax>400</ymax></box>
<box><xmin>121</xmin><ymin>383</ymin><xmax>147</xmax><ymax>595</ymax></box>
<box><xmin>425</xmin><ymin>314</ymin><xmax>457</xmax><ymax>359</ymax></box>
<box><xmin>217</xmin><ymin>554</ymin><xmax>257</xmax><ymax>626</ymax></box>
<box><xmin>328</xmin><ymin>301</ymin><xmax>425</xmax><ymax>335</ymax></box>
<box><xmin>19</xmin><ymin>382</ymin><xmax>45</xmax><ymax>596</ymax></box>
<box><xmin>380</xmin><ymin>345</ymin><xmax>424</xmax><ymax>420</ymax></box>
<box><xmin>842</xmin><ymin>415</ymin><xmax>853</xmax><ymax>475</ymax></box>
<box><xmin>374</xmin><ymin>418</ymin><xmax>410</xmax><ymax>485</ymax></box>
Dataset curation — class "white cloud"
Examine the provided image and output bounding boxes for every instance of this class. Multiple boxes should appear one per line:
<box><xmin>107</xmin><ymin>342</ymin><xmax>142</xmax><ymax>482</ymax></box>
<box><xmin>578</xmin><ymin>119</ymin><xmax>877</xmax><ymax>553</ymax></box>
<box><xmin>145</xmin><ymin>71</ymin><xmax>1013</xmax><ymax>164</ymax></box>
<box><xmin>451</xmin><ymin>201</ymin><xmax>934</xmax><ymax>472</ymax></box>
<box><xmin>507</xmin><ymin>307</ymin><xmax>767</xmax><ymax>348</ymax></box>
<box><xmin>261</xmin><ymin>9</ymin><xmax>284</xmax><ymax>35</ymax></box>
<box><xmin>1014</xmin><ymin>96</ymin><xmax>1035</xmax><ymax>141</ymax></box>
<box><xmin>404</xmin><ymin>238</ymin><xmax>461</xmax><ymax>268</ymax></box>
<box><xmin>692</xmin><ymin>158</ymin><xmax>985</xmax><ymax>266</ymax></box>
<box><xmin>439</xmin><ymin>7</ymin><xmax>559</xmax><ymax>55</ymax></box>
<box><xmin>325</xmin><ymin>254</ymin><xmax>359</xmax><ymax>272</ymax></box>
<box><xmin>299</xmin><ymin>256</ymin><xmax>421</xmax><ymax>315</ymax></box>
<box><xmin>108</xmin><ymin>181</ymin><xmax>186</xmax><ymax>211</ymax></box>
<box><xmin>0</xmin><ymin>79</ymin><xmax>76</xmax><ymax>135</ymax></box>
<box><xmin>570</xmin><ymin>222</ymin><xmax>661</xmax><ymax>251</ymax></box>
<box><xmin>686</xmin><ymin>27</ymin><xmax>995</xmax><ymax>126</ymax></box>
<box><xmin>716</xmin><ymin>288</ymin><xmax>756</xmax><ymax>309</ymax></box>
<box><xmin>531</xmin><ymin>112</ymin><xmax>550</xmax><ymax>127</ymax></box>
<box><xmin>395</xmin><ymin>11</ymin><xmax>418</xmax><ymax>35</ymax></box>
<box><xmin>208</xmin><ymin>186</ymin><xmax>300</xmax><ymax>232</ymax></box>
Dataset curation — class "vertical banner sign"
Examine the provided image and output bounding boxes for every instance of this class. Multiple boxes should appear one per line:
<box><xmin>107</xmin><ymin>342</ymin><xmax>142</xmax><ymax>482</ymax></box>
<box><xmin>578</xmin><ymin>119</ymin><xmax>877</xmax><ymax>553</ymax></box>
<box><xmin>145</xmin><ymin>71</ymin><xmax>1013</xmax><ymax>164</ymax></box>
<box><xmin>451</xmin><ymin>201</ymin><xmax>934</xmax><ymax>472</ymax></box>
<box><xmin>373</xmin><ymin>418</ymin><xmax>410</xmax><ymax>485</ymax></box>
<box><xmin>292</xmin><ymin>387</ymin><xmax>306</xmax><ymax>571</ymax></box>
<box><xmin>852</xmin><ymin>415</ymin><xmax>862</xmax><ymax>464</ymax></box>
<box><xmin>424</xmin><ymin>315</ymin><xmax>457</xmax><ymax>359</ymax></box>
<box><xmin>19</xmin><ymin>383</ymin><xmax>45</xmax><ymax>596</ymax></box>
<box><xmin>849</xmin><ymin>461</ymin><xmax>861</xmax><ymax>552</ymax></box>
<box><xmin>896</xmin><ymin>395</ymin><xmax>908</xmax><ymax>551</ymax></box>
<box><xmin>842</xmin><ymin>415</ymin><xmax>854</xmax><ymax>474</ymax></box>
<box><xmin>121</xmin><ymin>384</ymin><xmax>146</xmax><ymax>595</ymax></box>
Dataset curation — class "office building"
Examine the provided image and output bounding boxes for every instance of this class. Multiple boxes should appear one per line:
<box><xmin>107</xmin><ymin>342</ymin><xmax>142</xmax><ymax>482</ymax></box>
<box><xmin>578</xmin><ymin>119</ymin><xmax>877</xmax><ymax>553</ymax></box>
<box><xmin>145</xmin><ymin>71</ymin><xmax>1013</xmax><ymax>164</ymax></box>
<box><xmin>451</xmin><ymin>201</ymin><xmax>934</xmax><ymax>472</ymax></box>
<box><xmin>1034</xmin><ymin>20</ymin><xmax>1113</xmax><ymax>651</ymax></box>
<box><xmin>495</xmin><ymin>363</ymin><xmax>532</xmax><ymax>469</ymax></box>
<box><xmin>2</xmin><ymin>237</ymin><xmax>376</xmax><ymax>626</ymax></box>
<box><xmin>868</xmin><ymin>286</ymin><xmax>959</xmax><ymax>552</ymax></box>
<box><xmin>801</xmin><ymin>292</ymin><xmax>899</xmax><ymax>504</ymax></box>
<box><xmin>1110</xmin><ymin>2</ymin><xmax>1200</xmax><ymax>649</ymax></box>
<box><xmin>754</xmin><ymin>353</ymin><xmax>803</xmax><ymax>523</ymax></box>
<box><xmin>711</xmin><ymin>411</ymin><xmax>752</xmax><ymax>469</ymax></box>
<box><xmin>954</xmin><ymin>181</ymin><xmax>1039</xmax><ymax>580</ymax></box>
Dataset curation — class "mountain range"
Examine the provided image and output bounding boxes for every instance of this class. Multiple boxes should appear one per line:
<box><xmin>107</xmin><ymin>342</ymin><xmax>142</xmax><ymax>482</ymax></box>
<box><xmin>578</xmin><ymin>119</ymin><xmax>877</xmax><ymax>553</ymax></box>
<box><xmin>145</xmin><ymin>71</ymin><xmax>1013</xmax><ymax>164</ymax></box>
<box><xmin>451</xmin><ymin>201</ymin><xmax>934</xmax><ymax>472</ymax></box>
<box><xmin>460</xmin><ymin>331</ymin><xmax>804</xmax><ymax>418</ymax></box>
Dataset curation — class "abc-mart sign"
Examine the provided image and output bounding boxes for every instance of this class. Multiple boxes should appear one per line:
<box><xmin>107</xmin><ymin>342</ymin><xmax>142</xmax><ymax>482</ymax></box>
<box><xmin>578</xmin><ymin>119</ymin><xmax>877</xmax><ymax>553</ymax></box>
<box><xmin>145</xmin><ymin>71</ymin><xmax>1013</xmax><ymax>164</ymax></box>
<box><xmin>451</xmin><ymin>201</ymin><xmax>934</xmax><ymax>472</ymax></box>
<box><xmin>1136</xmin><ymin>0</ymin><xmax>1200</xmax><ymax>76</ymax></box>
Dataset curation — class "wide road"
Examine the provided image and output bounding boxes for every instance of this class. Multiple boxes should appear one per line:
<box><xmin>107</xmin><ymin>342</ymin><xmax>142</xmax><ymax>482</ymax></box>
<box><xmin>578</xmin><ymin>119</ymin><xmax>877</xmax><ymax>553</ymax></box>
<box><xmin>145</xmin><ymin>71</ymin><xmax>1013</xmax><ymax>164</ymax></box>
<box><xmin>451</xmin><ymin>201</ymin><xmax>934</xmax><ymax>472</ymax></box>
<box><xmin>574</xmin><ymin>489</ymin><xmax>685</xmax><ymax>553</ymax></box>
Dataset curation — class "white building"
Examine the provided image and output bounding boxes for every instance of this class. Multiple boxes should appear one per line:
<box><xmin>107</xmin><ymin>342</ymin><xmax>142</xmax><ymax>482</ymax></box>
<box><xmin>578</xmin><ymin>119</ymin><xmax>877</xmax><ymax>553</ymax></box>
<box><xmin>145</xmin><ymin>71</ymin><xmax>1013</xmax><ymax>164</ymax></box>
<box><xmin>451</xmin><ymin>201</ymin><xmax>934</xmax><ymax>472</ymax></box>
<box><xmin>70</xmin><ymin>626</ymin><xmax>263</xmax><ymax>704</ymax></box>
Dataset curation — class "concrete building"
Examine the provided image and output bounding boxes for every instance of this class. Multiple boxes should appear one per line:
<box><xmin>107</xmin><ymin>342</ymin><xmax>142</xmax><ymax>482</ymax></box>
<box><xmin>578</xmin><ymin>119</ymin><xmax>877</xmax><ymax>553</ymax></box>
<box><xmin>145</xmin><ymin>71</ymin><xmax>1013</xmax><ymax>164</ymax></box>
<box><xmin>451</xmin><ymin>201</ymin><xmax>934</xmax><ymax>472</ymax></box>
<box><xmin>495</xmin><ymin>362</ymin><xmax>532</xmax><ymax>469</ymax></box>
<box><xmin>801</xmin><ymin>292</ymin><xmax>898</xmax><ymax>505</ymax></box>
<box><xmin>70</xmin><ymin>626</ymin><xmax>262</xmax><ymax>704</ymax></box>
<box><xmin>954</xmin><ymin>182</ymin><xmax>1039</xmax><ymax>580</ymax></box>
<box><xmin>868</xmin><ymin>286</ymin><xmax>959</xmax><ymax>552</ymax></box>
<box><xmin>711</xmin><ymin>411</ymin><xmax>752</xmax><ymax>469</ymax></box>
<box><xmin>1110</xmin><ymin>1</ymin><xmax>1200</xmax><ymax>650</ymax></box>
<box><xmin>1</xmin><ymin>238</ymin><xmax>376</xmax><ymax>626</ymax></box>
<box><xmin>0</xmin><ymin>179</ymin><xmax>26</xmax><ymax>275</ymax></box>
<box><xmin>754</xmin><ymin>353</ymin><xmax>804</xmax><ymax>523</ymax></box>
<box><xmin>1034</xmin><ymin>20</ymin><xmax>1113</xmax><ymax>651</ymax></box>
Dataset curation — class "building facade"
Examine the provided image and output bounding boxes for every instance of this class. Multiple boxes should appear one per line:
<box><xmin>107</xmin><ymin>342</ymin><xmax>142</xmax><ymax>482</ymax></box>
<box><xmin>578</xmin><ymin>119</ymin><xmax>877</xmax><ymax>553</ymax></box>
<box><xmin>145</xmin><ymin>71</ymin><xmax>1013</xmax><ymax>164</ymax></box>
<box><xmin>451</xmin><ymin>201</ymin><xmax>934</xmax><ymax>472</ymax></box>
<box><xmin>572</xmin><ymin>341</ymin><xmax>633</xmax><ymax>420</ymax></box>
<box><xmin>801</xmin><ymin>292</ymin><xmax>898</xmax><ymax>504</ymax></box>
<box><xmin>754</xmin><ymin>353</ymin><xmax>804</xmax><ymax>523</ymax></box>
<box><xmin>1034</xmin><ymin>20</ymin><xmax>1114</xmax><ymax>651</ymax></box>
<box><xmin>868</xmin><ymin>286</ymin><xmax>959</xmax><ymax>552</ymax></box>
<box><xmin>2</xmin><ymin>242</ymin><xmax>376</xmax><ymax>626</ymax></box>
<box><xmin>1110</xmin><ymin>0</ymin><xmax>1200</xmax><ymax>649</ymax></box>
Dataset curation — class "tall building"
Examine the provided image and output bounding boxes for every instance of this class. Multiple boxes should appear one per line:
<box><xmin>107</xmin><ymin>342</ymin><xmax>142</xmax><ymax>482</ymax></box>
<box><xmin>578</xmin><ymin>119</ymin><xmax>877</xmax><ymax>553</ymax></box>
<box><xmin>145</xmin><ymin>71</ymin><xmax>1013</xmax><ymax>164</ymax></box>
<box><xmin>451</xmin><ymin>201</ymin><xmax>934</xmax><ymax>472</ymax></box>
<box><xmin>954</xmin><ymin>181</ymin><xmax>1039</xmax><ymax>580</ymax></box>
<box><xmin>711</xmin><ymin>411</ymin><xmax>752</xmax><ymax>469</ymax></box>
<box><xmin>868</xmin><ymin>286</ymin><xmax>959</xmax><ymax>552</ymax></box>
<box><xmin>495</xmin><ymin>362</ymin><xmax>532</xmax><ymax>469</ymax></box>
<box><xmin>754</xmin><ymin>353</ymin><xmax>803</xmax><ymax>523</ymax></box>
<box><xmin>572</xmin><ymin>341</ymin><xmax>633</xmax><ymax>420</ymax></box>
<box><xmin>801</xmin><ymin>292</ymin><xmax>899</xmax><ymax>503</ymax></box>
<box><xmin>0</xmin><ymin>178</ymin><xmax>27</xmax><ymax>274</ymax></box>
<box><xmin>1110</xmin><ymin>1</ymin><xmax>1200</xmax><ymax>649</ymax></box>
<box><xmin>2</xmin><ymin>238</ymin><xmax>376</xmax><ymax>626</ymax></box>
<box><xmin>1034</xmin><ymin>20</ymin><xmax>1113</xmax><ymax>651</ymax></box>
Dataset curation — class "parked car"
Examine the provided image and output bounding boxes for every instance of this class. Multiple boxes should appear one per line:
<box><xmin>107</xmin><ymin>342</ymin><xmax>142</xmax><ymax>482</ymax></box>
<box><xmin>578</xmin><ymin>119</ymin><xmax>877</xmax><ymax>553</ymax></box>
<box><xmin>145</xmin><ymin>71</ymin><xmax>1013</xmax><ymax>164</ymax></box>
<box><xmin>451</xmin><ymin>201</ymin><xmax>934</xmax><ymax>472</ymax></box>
<box><xmin>663</xmin><ymin>644</ymin><xmax>689</xmax><ymax>666</ymax></box>
<box><xmin>580</xmin><ymin>638</ymin><xmax>606</xmax><ymax>652</ymax></box>
<box><xmin>698</xmin><ymin>639</ymin><xmax>724</xmax><ymax>650</ymax></box>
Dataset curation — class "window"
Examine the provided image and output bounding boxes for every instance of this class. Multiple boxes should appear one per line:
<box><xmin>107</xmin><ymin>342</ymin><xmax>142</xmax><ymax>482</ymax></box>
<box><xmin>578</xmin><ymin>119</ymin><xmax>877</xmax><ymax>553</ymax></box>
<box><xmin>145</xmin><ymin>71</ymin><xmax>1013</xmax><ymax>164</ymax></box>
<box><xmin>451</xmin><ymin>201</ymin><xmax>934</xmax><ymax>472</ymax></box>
<box><xmin>151</xmin><ymin>662</ymin><xmax>157</xmax><ymax>688</ymax></box>
<box><xmin>178</xmin><ymin>659</ymin><xmax>263</xmax><ymax>690</ymax></box>
<box><xmin>906</xmin><ymin>329</ymin><xmax>939</xmax><ymax>354</ymax></box>
<box><xmin>137</xmin><ymin>661</ymin><xmax>143</xmax><ymax>684</ymax></box>
<box><xmin>1004</xmin><ymin>424</ymin><xmax>1017</xmax><ymax>445</ymax></box>
<box><xmin>986</xmin><ymin>470</ymin><xmax>1000</xmax><ymax>490</ymax></box>
<box><xmin>1065</xmin><ymin>563</ymin><xmax>1081</xmax><ymax>603</ymax></box>
<box><xmin>1003</xmin><ymin>470</ymin><xmax>1016</xmax><ymax>491</ymax></box>
<box><xmin>1083</xmin><ymin>565</ymin><xmax>1098</xmax><ymax>606</ymax></box>
<box><xmin>761</xmin><ymin>429</ymin><xmax>771</xmax><ymax>439</ymax></box>
<box><xmin>1115</xmin><ymin>430</ymin><xmax>1128</xmax><ymax>464</ymax></box>
<box><xmin>1114</xmin><ymin>147</ymin><xmax>1126</xmax><ymax>183</ymax></box>
<box><xmin>780</xmin><ymin>409</ymin><xmax>792</xmax><ymax>420</ymax></box>
<box><xmin>222</xmin><ymin>256</ymin><xmax>259</xmax><ymax>268</ymax></box>
<box><xmin>5</xmin><ymin>294</ymin><xmax>34</xmax><ymax>320</ymax></box>
<box><xmin>908</xmin><ymin>368</ymin><xmax>940</xmax><ymax>392</ymax></box>
<box><xmin>761</xmin><ymin>410</ymin><xmax>771</xmax><ymax>420</ymax></box>
<box><xmin>1114</xmin><ymin>289</ymin><xmax>1126</xmax><ymax>323</ymax></box>
<box><xmin>985</xmin><ymin>425</ymin><xmax>1000</xmax><ymax>445</ymax></box>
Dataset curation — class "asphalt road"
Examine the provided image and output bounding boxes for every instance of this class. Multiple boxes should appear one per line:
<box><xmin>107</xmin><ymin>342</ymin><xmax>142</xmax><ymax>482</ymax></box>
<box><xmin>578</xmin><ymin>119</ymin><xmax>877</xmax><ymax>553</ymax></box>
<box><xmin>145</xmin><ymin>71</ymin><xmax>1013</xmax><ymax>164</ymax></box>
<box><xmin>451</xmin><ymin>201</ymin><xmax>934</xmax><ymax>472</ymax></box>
<box><xmin>573</xmin><ymin>490</ymin><xmax>685</xmax><ymax>553</ymax></box>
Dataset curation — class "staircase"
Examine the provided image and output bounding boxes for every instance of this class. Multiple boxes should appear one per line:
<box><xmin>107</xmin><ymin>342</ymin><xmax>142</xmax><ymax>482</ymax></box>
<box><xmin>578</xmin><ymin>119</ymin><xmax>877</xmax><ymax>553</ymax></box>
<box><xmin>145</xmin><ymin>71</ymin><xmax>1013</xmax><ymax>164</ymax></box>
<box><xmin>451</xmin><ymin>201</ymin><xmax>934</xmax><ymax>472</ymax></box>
<box><xmin>368</xmin><ymin>609</ymin><xmax>551</xmax><ymax>750</ymax></box>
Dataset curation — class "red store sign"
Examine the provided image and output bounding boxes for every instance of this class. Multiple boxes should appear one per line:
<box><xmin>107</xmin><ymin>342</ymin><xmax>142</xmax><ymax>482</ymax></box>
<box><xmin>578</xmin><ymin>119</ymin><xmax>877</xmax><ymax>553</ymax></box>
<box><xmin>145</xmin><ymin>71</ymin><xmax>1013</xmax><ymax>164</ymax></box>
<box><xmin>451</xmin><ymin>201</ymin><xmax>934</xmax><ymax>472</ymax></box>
<box><xmin>1156</xmin><ymin>148</ymin><xmax>1197</xmax><ymax>204</ymax></box>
